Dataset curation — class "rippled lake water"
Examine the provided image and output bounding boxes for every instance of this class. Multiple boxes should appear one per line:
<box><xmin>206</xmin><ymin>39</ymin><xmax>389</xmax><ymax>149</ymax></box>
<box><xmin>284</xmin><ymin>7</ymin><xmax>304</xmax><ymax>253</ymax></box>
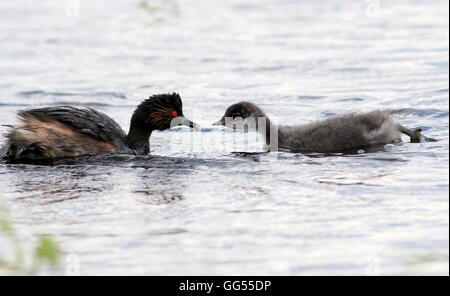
<box><xmin>0</xmin><ymin>0</ymin><xmax>448</xmax><ymax>275</ymax></box>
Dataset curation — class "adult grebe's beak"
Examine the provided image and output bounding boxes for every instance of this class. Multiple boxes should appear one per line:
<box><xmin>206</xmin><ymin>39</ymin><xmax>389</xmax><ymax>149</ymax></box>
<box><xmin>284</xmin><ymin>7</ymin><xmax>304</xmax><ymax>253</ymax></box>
<box><xmin>212</xmin><ymin>117</ymin><xmax>225</xmax><ymax>126</ymax></box>
<box><xmin>189</xmin><ymin>120</ymin><xmax>201</xmax><ymax>131</ymax></box>
<box><xmin>173</xmin><ymin>116</ymin><xmax>201</xmax><ymax>130</ymax></box>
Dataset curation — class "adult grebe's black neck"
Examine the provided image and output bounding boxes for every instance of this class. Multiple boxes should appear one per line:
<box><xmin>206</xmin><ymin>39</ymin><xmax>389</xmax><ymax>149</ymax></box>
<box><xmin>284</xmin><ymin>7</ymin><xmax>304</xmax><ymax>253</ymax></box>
<box><xmin>124</xmin><ymin>93</ymin><xmax>197</xmax><ymax>155</ymax></box>
<box><xmin>126</xmin><ymin>121</ymin><xmax>153</xmax><ymax>155</ymax></box>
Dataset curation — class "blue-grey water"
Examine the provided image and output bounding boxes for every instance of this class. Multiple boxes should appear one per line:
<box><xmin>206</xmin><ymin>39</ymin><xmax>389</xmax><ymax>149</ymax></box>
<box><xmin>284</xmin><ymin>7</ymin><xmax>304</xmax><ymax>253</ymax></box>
<box><xmin>0</xmin><ymin>0</ymin><xmax>448</xmax><ymax>275</ymax></box>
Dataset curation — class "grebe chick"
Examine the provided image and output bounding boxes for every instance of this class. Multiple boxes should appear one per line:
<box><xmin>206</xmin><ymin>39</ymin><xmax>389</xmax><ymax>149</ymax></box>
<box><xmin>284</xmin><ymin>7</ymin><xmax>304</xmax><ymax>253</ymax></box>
<box><xmin>1</xmin><ymin>93</ymin><xmax>199</xmax><ymax>163</ymax></box>
<box><xmin>213</xmin><ymin>102</ymin><xmax>435</xmax><ymax>153</ymax></box>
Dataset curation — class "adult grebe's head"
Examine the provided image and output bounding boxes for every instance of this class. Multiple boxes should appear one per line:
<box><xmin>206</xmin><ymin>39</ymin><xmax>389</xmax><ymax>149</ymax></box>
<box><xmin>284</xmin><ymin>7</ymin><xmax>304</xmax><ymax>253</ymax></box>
<box><xmin>132</xmin><ymin>93</ymin><xmax>199</xmax><ymax>131</ymax></box>
<box><xmin>213</xmin><ymin>101</ymin><xmax>267</xmax><ymax>130</ymax></box>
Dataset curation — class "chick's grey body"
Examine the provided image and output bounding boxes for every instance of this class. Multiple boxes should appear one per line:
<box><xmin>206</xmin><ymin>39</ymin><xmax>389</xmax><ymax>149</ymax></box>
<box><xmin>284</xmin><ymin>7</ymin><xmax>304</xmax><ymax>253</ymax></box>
<box><xmin>215</xmin><ymin>102</ymin><xmax>420</xmax><ymax>153</ymax></box>
<box><xmin>277</xmin><ymin>111</ymin><xmax>400</xmax><ymax>152</ymax></box>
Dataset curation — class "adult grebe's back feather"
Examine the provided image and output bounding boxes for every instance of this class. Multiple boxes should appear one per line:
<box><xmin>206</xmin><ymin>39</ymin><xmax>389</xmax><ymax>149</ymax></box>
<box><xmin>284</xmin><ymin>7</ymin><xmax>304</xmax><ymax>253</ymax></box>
<box><xmin>2</xmin><ymin>108</ymin><xmax>123</xmax><ymax>161</ymax></box>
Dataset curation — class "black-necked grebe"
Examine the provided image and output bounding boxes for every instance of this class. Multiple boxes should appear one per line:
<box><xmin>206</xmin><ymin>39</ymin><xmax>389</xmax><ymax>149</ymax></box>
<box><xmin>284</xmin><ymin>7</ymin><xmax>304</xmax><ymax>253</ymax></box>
<box><xmin>214</xmin><ymin>102</ymin><xmax>436</xmax><ymax>153</ymax></box>
<box><xmin>1</xmin><ymin>93</ymin><xmax>199</xmax><ymax>163</ymax></box>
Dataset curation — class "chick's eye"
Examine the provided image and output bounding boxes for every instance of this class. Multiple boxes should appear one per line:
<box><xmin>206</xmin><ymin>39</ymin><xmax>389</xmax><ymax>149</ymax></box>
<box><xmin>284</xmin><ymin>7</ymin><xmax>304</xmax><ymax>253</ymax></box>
<box><xmin>171</xmin><ymin>111</ymin><xmax>178</xmax><ymax>117</ymax></box>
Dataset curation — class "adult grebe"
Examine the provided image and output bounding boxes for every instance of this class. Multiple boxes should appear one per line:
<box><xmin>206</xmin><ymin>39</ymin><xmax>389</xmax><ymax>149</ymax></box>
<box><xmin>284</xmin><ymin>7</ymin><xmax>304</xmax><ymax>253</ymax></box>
<box><xmin>1</xmin><ymin>93</ymin><xmax>199</xmax><ymax>163</ymax></box>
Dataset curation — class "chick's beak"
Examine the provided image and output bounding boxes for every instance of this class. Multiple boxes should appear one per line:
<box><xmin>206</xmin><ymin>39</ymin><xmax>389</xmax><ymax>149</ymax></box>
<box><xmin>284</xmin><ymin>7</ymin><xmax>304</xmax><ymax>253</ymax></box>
<box><xmin>212</xmin><ymin>117</ymin><xmax>225</xmax><ymax>126</ymax></box>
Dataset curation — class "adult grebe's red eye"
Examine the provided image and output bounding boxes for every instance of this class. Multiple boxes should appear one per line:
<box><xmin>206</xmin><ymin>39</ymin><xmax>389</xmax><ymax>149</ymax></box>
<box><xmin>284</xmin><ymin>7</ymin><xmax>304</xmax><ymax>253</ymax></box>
<box><xmin>171</xmin><ymin>111</ymin><xmax>178</xmax><ymax>117</ymax></box>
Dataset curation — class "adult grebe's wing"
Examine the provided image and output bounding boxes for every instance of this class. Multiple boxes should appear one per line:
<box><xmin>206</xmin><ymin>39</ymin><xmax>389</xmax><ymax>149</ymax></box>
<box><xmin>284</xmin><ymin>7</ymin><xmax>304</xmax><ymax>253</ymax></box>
<box><xmin>1</xmin><ymin>106</ymin><xmax>132</xmax><ymax>162</ymax></box>
<box><xmin>24</xmin><ymin>106</ymin><xmax>128</xmax><ymax>147</ymax></box>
